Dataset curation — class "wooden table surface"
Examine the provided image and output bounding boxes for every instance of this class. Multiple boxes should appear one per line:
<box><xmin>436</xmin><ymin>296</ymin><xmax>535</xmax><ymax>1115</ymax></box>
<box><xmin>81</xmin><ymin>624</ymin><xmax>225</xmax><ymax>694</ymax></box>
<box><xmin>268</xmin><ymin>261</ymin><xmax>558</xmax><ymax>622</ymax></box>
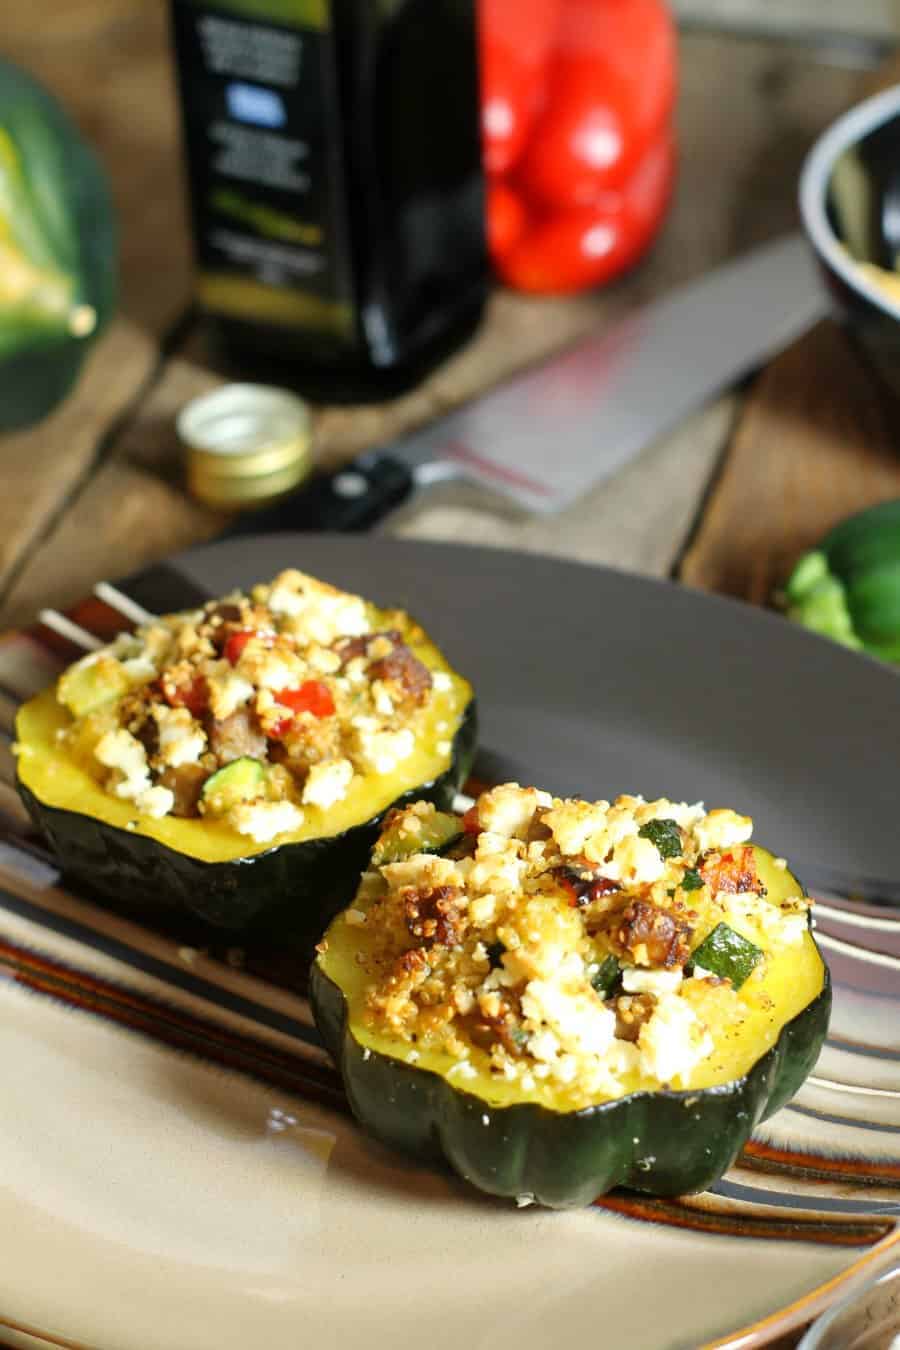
<box><xmin>4</xmin><ymin>3</ymin><xmax>900</xmax><ymax>636</ymax></box>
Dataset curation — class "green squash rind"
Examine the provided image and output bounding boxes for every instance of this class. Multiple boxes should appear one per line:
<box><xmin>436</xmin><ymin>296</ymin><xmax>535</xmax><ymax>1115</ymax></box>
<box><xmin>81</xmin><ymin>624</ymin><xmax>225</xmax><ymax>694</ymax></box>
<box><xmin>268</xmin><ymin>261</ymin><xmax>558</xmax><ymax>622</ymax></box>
<box><xmin>0</xmin><ymin>59</ymin><xmax>117</xmax><ymax>431</ymax></box>
<box><xmin>16</xmin><ymin>700</ymin><xmax>476</xmax><ymax>939</ymax></box>
<box><xmin>309</xmin><ymin>913</ymin><xmax>831</xmax><ymax>1209</ymax></box>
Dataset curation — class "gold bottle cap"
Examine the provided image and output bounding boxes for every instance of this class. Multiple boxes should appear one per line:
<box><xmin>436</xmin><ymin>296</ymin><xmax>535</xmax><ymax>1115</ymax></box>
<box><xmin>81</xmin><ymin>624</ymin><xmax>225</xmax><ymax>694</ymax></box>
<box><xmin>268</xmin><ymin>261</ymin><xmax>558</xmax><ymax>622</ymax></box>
<box><xmin>177</xmin><ymin>383</ymin><xmax>313</xmax><ymax>509</ymax></box>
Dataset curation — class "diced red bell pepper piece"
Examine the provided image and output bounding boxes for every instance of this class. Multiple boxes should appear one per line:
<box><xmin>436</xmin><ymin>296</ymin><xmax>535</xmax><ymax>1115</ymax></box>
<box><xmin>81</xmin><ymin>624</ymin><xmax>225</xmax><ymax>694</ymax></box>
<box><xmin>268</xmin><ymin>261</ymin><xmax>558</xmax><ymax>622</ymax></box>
<box><xmin>274</xmin><ymin>680</ymin><xmax>335</xmax><ymax>719</ymax></box>
<box><xmin>223</xmin><ymin>630</ymin><xmax>257</xmax><ymax>666</ymax></box>
<box><xmin>166</xmin><ymin>674</ymin><xmax>208</xmax><ymax>718</ymax></box>
<box><xmin>462</xmin><ymin>805</ymin><xmax>481</xmax><ymax>835</ymax></box>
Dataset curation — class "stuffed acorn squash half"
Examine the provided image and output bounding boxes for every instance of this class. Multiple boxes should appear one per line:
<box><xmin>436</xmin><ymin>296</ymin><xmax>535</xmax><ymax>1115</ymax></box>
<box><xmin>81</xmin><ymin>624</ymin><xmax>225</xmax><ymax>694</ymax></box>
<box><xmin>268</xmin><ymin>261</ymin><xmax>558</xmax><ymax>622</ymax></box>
<box><xmin>15</xmin><ymin>569</ymin><xmax>475</xmax><ymax>933</ymax></box>
<box><xmin>310</xmin><ymin>784</ymin><xmax>830</xmax><ymax>1208</ymax></box>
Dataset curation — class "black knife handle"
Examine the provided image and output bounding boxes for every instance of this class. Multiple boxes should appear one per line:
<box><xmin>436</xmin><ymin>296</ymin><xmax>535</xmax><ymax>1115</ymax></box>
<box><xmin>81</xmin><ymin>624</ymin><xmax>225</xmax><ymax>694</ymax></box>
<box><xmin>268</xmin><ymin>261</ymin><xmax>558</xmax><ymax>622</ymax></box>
<box><xmin>228</xmin><ymin>452</ymin><xmax>415</xmax><ymax>535</ymax></box>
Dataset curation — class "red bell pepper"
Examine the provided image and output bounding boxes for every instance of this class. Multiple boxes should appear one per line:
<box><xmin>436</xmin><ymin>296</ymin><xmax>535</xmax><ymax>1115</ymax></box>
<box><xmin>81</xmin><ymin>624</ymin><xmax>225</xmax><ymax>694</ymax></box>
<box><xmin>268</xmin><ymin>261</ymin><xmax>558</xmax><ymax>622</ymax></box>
<box><xmin>478</xmin><ymin>0</ymin><xmax>562</xmax><ymax>175</ymax></box>
<box><xmin>486</xmin><ymin>181</ymin><xmax>529</xmax><ymax>259</ymax></box>
<box><xmin>164</xmin><ymin>674</ymin><xmax>208</xmax><ymax>718</ymax></box>
<box><xmin>497</xmin><ymin>129</ymin><xmax>675</xmax><ymax>294</ymax></box>
<box><xmin>517</xmin><ymin>0</ymin><xmax>676</xmax><ymax>208</ymax></box>
<box><xmin>480</xmin><ymin>0</ymin><xmax>677</xmax><ymax>294</ymax></box>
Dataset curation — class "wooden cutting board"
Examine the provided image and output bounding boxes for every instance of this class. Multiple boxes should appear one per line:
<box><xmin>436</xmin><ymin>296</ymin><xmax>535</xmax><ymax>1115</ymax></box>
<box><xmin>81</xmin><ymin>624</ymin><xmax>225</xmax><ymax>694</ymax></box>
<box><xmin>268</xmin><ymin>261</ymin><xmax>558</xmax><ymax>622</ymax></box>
<box><xmin>679</xmin><ymin>317</ymin><xmax>900</xmax><ymax>604</ymax></box>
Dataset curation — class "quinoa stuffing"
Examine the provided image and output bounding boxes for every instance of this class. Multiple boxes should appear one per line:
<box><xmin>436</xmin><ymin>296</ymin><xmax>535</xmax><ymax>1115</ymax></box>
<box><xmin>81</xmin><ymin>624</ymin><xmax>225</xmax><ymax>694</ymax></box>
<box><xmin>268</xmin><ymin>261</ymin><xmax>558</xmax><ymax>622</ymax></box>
<box><xmin>328</xmin><ymin>784</ymin><xmax>813</xmax><ymax>1107</ymax></box>
<box><xmin>51</xmin><ymin>570</ymin><xmax>467</xmax><ymax>844</ymax></box>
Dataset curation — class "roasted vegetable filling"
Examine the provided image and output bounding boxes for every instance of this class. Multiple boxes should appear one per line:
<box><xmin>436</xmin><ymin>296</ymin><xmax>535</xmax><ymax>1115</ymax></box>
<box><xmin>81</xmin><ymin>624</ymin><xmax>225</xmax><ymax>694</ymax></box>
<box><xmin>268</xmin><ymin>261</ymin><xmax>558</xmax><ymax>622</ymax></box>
<box><xmin>319</xmin><ymin>785</ymin><xmax>824</xmax><ymax>1109</ymax></box>
<box><xmin>40</xmin><ymin>571</ymin><xmax>469</xmax><ymax>845</ymax></box>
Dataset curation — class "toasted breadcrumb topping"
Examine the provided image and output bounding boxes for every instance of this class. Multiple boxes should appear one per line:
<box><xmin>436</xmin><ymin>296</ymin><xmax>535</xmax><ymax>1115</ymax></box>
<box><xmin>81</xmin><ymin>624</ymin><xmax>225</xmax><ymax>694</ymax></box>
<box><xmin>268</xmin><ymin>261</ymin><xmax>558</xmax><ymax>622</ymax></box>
<box><xmin>344</xmin><ymin>785</ymin><xmax>810</xmax><ymax>1100</ymax></box>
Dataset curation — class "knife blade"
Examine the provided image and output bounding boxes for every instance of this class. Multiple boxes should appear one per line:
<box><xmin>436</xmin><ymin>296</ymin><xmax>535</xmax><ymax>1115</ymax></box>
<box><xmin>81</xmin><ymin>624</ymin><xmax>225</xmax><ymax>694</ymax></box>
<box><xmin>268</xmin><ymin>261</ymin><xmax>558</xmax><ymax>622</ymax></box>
<box><xmin>233</xmin><ymin>233</ymin><xmax>827</xmax><ymax>533</ymax></box>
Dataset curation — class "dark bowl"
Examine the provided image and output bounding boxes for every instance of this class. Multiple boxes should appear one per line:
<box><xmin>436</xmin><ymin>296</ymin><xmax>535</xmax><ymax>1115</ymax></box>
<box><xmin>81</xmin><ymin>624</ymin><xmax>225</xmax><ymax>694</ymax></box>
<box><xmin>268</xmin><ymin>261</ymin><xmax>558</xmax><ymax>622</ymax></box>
<box><xmin>800</xmin><ymin>85</ymin><xmax>900</xmax><ymax>400</ymax></box>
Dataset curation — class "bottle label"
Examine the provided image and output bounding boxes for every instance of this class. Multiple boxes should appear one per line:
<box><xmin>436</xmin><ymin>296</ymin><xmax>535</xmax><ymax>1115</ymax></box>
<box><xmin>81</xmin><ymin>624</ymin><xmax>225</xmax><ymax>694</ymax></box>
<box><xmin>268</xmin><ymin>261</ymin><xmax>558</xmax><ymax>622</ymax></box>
<box><xmin>171</xmin><ymin>0</ymin><xmax>355</xmax><ymax>340</ymax></box>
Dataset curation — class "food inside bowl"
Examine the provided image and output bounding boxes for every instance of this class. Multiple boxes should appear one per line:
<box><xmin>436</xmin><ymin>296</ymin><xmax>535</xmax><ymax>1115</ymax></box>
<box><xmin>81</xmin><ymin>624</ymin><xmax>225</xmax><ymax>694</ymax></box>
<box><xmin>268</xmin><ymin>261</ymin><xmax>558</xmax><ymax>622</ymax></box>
<box><xmin>312</xmin><ymin>784</ymin><xmax>830</xmax><ymax>1207</ymax></box>
<box><xmin>15</xmin><ymin>570</ymin><xmax>475</xmax><ymax>931</ymax></box>
<box><xmin>842</xmin><ymin>250</ymin><xmax>900</xmax><ymax>308</ymax></box>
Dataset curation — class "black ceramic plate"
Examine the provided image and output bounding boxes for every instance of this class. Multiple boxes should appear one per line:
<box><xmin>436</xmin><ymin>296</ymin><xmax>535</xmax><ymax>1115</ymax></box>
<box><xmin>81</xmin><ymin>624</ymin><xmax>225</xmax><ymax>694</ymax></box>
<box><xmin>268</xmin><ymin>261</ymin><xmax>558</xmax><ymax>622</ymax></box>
<box><xmin>126</xmin><ymin>533</ymin><xmax>900</xmax><ymax>890</ymax></box>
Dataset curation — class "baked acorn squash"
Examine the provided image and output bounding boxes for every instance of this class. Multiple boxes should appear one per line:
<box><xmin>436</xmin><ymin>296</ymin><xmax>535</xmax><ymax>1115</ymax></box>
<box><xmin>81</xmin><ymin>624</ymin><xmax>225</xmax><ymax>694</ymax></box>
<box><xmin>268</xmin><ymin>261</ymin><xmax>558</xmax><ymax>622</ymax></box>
<box><xmin>0</xmin><ymin>58</ymin><xmax>116</xmax><ymax>430</ymax></box>
<box><xmin>310</xmin><ymin>785</ymin><xmax>830</xmax><ymax>1208</ymax></box>
<box><xmin>16</xmin><ymin>570</ymin><xmax>475</xmax><ymax>935</ymax></box>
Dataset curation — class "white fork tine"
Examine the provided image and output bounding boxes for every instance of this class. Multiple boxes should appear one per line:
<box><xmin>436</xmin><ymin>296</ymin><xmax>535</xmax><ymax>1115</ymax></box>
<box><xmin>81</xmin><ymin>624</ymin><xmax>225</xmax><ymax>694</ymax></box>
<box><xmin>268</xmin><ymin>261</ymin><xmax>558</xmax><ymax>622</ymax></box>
<box><xmin>93</xmin><ymin>581</ymin><xmax>156</xmax><ymax>627</ymax></box>
<box><xmin>38</xmin><ymin>610</ymin><xmax>103</xmax><ymax>652</ymax></box>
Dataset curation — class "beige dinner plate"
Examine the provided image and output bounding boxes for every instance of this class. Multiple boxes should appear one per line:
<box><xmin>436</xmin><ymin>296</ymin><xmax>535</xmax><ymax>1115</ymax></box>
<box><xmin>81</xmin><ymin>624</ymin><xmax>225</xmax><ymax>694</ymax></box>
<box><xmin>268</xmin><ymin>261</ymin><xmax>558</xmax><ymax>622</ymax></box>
<box><xmin>0</xmin><ymin>536</ymin><xmax>897</xmax><ymax>1350</ymax></box>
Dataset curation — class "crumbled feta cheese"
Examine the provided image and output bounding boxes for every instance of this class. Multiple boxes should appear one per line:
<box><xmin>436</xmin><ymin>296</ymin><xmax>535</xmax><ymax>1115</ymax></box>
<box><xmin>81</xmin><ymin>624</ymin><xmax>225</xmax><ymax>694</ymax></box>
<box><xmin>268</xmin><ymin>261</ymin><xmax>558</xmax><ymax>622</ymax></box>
<box><xmin>639</xmin><ymin>993</ymin><xmax>713</xmax><ymax>1085</ymax></box>
<box><xmin>354</xmin><ymin>727</ymin><xmax>415</xmax><ymax>774</ymax></box>
<box><xmin>636</xmin><ymin>798</ymin><xmax>705</xmax><ymax>832</ymax></box>
<box><xmin>606</xmin><ymin>833</ymin><xmax>666</xmax><ymax>886</ymax></box>
<box><xmin>452</xmin><ymin>987</ymin><xmax>475</xmax><ymax>1015</ymax></box>
<box><xmin>305</xmin><ymin>644</ymin><xmax>342</xmax><ymax>675</ymax></box>
<box><xmin>543</xmin><ymin>798</ymin><xmax>609</xmax><ymax>855</ymax></box>
<box><xmin>302</xmin><ymin>758</ymin><xmax>354</xmax><ymax>810</ymax></box>
<box><xmin>153</xmin><ymin>705</ymin><xmax>206</xmax><ymax>768</ymax></box>
<box><xmin>253</xmin><ymin>650</ymin><xmax>307</xmax><ymax>693</ymax></box>
<box><xmin>469</xmin><ymin>838</ymin><xmax>527</xmax><ymax>894</ymax></box>
<box><xmin>526</xmin><ymin>1028</ymin><xmax>561</xmax><ymax>1062</ymax></box>
<box><xmin>267</xmin><ymin>585</ymin><xmax>305</xmax><ymax>617</ymax></box>
<box><xmin>694</xmin><ymin>808</ymin><xmax>753</xmax><ymax>854</ymax></box>
<box><xmin>372</xmin><ymin>682</ymin><xmax>394</xmax><ymax>717</ymax></box>
<box><xmin>94</xmin><ymin>729</ymin><xmax>151</xmax><ymax>800</ymax></box>
<box><xmin>477</xmin><ymin>784</ymin><xmax>552</xmax><ymax>839</ymax></box>
<box><xmin>265</xmin><ymin>570</ymin><xmax>370</xmax><ymax>644</ymax></box>
<box><xmin>777</xmin><ymin>907</ymin><xmax>809</xmax><ymax>945</ymax></box>
<box><xmin>722</xmin><ymin>892</ymin><xmax>809</xmax><ymax>948</ymax></box>
<box><xmin>205</xmin><ymin>661</ymin><xmax>255</xmax><ymax>720</ymax></box>
<box><xmin>621</xmin><ymin>966</ymin><xmax>683</xmax><ymax>995</ymax></box>
<box><xmin>522</xmin><ymin>979</ymin><xmax>616</xmax><ymax>1057</ymax></box>
<box><xmin>230</xmin><ymin>800</ymin><xmax>304</xmax><ymax>843</ymax></box>
<box><xmin>135</xmin><ymin>785</ymin><xmax>175</xmax><ymax>819</ymax></box>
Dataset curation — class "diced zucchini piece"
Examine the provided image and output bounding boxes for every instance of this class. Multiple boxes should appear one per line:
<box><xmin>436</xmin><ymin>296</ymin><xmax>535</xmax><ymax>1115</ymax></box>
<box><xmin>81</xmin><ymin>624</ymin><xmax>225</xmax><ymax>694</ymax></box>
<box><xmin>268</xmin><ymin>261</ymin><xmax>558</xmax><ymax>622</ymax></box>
<box><xmin>58</xmin><ymin>655</ymin><xmax>130</xmax><ymax>717</ymax></box>
<box><xmin>373</xmin><ymin>810</ymin><xmax>463</xmax><ymax>864</ymax></box>
<box><xmin>690</xmin><ymin>922</ymin><xmax>762</xmax><ymax>989</ymax></box>
<box><xmin>200</xmin><ymin>757</ymin><xmax>267</xmax><ymax>814</ymax></box>
<box><xmin>591</xmin><ymin>955</ymin><xmax>621</xmax><ymax>998</ymax></box>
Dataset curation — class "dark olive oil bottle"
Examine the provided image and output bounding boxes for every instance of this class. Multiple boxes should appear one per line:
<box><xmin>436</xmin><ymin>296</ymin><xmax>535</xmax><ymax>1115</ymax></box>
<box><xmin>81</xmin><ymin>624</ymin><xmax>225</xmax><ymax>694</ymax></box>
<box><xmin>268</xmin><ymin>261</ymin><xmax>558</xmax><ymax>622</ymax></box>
<box><xmin>169</xmin><ymin>0</ymin><xmax>488</xmax><ymax>400</ymax></box>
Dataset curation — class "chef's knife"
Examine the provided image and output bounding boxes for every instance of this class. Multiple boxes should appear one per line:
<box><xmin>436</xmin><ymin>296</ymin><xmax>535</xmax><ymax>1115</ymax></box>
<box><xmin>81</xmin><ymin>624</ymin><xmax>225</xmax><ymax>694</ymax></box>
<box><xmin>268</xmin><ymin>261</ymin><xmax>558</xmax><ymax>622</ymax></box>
<box><xmin>234</xmin><ymin>233</ymin><xmax>827</xmax><ymax>533</ymax></box>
